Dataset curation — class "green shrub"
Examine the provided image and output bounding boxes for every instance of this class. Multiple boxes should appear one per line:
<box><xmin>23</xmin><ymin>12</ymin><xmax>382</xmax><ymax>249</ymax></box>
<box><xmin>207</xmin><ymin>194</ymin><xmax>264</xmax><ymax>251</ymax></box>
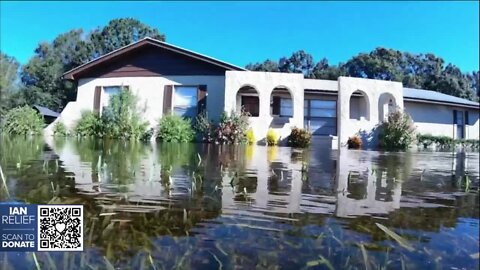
<box><xmin>194</xmin><ymin>111</ymin><xmax>214</xmax><ymax>143</ymax></box>
<box><xmin>101</xmin><ymin>87</ymin><xmax>148</xmax><ymax>139</ymax></box>
<box><xmin>213</xmin><ymin>110</ymin><xmax>250</xmax><ymax>144</ymax></box>
<box><xmin>417</xmin><ymin>134</ymin><xmax>479</xmax><ymax>149</ymax></box>
<box><xmin>1</xmin><ymin>106</ymin><xmax>44</xmax><ymax>135</ymax></box>
<box><xmin>378</xmin><ymin>110</ymin><xmax>416</xmax><ymax>151</ymax></box>
<box><xmin>461</xmin><ymin>139</ymin><xmax>480</xmax><ymax>149</ymax></box>
<box><xmin>74</xmin><ymin>111</ymin><xmax>102</xmax><ymax>137</ymax></box>
<box><xmin>266</xmin><ymin>128</ymin><xmax>279</xmax><ymax>146</ymax></box>
<box><xmin>140</xmin><ymin>128</ymin><xmax>155</xmax><ymax>142</ymax></box>
<box><xmin>347</xmin><ymin>135</ymin><xmax>362</xmax><ymax>149</ymax></box>
<box><xmin>74</xmin><ymin>88</ymin><xmax>148</xmax><ymax>140</ymax></box>
<box><xmin>288</xmin><ymin>127</ymin><xmax>312</xmax><ymax>148</ymax></box>
<box><xmin>157</xmin><ymin>115</ymin><xmax>195</xmax><ymax>142</ymax></box>
<box><xmin>53</xmin><ymin>121</ymin><xmax>68</xmax><ymax>137</ymax></box>
<box><xmin>246</xmin><ymin>128</ymin><xmax>256</xmax><ymax>145</ymax></box>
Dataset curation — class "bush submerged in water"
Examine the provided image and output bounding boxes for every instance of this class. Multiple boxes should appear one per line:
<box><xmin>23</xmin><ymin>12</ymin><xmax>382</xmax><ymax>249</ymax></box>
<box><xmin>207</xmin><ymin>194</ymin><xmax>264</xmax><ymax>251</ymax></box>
<box><xmin>157</xmin><ymin>114</ymin><xmax>195</xmax><ymax>143</ymax></box>
<box><xmin>74</xmin><ymin>87</ymin><xmax>149</xmax><ymax>140</ymax></box>
<box><xmin>417</xmin><ymin>134</ymin><xmax>479</xmax><ymax>150</ymax></box>
<box><xmin>347</xmin><ymin>135</ymin><xmax>362</xmax><ymax>149</ymax></box>
<box><xmin>53</xmin><ymin>121</ymin><xmax>68</xmax><ymax>137</ymax></box>
<box><xmin>1</xmin><ymin>106</ymin><xmax>44</xmax><ymax>136</ymax></box>
<box><xmin>195</xmin><ymin>110</ymin><xmax>250</xmax><ymax>144</ymax></box>
<box><xmin>266</xmin><ymin>128</ymin><xmax>279</xmax><ymax>146</ymax></box>
<box><xmin>214</xmin><ymin>110</ymin><xmax>250</xmax><ymax>144</ymax></box>
<box><xmin>74</xmin><ymin>111</ymin><xmax>102</xmax><ymax>137</ymax></box>
<box><xmin>288</xmin><ymin>127</ymin><xmax>311</xmax><ymax>148</ymax></box>
<box><xmin>194</xmin><ymin>111</ymin><xmax>215</xmax><ymax>143</ymax></box>
<box><xmin>100</xmin><ymin>87</ymin><xmax>148</xmax><ymax>139</ymax></box>
<box><xmin>378</xmin><ymin>110</ymin><xmax>416</xmax><ymax>151</ymax></box>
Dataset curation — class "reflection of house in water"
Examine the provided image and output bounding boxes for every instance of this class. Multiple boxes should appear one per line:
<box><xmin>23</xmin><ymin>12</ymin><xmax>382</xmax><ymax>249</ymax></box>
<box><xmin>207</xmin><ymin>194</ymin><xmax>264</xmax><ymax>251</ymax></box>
<box><xmin>220</xmin><ymin>146</ymin><xmax>304</xmax><ymax>217</ymax></box>
<box><xmin>45</xmin><ymin>136</ymin><xmax>478</xmax><ymax>222</ymax></box>
<box><xmin>335</xmin><ymin>151</ymin><xmax>402</xmax><ymax>217</ymax></box>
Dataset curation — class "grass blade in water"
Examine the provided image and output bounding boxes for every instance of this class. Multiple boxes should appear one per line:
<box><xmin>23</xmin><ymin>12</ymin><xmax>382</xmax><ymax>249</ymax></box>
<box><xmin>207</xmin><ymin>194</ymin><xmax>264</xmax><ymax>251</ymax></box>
<box><xmin>0</xmin><ymin>165</ymin><xmax>11</xmax><ymax>199</ymax></box>
<box><xmin>376</xmin><ymin>223</ymin><xmax>414</xmax><ymax>252</ymax></box>
<box><xmin>32</xmin><ymin>252</ymin><xmax>41</xmax><ymax>270</ymax></box>
<box><xmin>359</xmin><ymin>243</ymin><xmax>370</xmax><ymax>270</ymax></box>
<box><xmin>104</xmin><ymin>256</ymin><xmax>115</xmax><ymax>270</ymax></box>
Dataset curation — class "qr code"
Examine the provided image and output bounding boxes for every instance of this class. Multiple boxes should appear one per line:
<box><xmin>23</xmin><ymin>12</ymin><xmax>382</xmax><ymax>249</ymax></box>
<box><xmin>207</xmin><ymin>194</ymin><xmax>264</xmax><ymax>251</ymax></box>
<box><xmin>37</xmin><ymin>205</ymin><xmax>83</xmax><ymax>251</ymax></box>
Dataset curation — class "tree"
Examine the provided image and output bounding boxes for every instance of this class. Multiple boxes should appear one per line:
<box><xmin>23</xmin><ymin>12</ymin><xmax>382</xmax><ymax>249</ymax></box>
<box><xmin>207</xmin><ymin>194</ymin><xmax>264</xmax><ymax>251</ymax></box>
<box><xmin>343</xmin><ymin>48</ymin><xmax>406</xmax><ymax>81</ymax></box>
<box><xmin>279</xmin><ymin>50</ymin><xmax>315</xmax><ymax>78</ymax></box>
<box><xmin>247</xmin><ymin>47</ymin><xmax>478</xmax><ymax>101</ymax></box>
<box><xmin>312</xmin><ymin>58</ymin><xmax>345</xmax><ymax>80</ymax></box>
<box><xmin>18</xmin><ymin>18</ymin><xmax>166</xmax><ymax>111</ymax></box>
<box><xmin>0</xmin><ymin>53</ymin><xmax>20</xmax><ymax>117</ymax></box>
<box><xmin>245</xmin><ymin>59</ymin><xmax>279</xmax><ymax>72</ymax></box>
<box><xmin>467</xmin><ymin>71</ymin><xmax>479</xmax><ymax>100</ymax></box>
<box><xmin>88</xmin><ymin>18</ymin><xmax>165</xmax><ymax>58</ymax></box>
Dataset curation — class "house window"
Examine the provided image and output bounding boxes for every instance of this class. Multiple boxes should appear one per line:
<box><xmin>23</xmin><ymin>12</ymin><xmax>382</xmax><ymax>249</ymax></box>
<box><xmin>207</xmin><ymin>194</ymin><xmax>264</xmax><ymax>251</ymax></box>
<box><xmin>174</xmin><ymin>86</ymin><xmax>197</xmax><ymax>118</ymax></box>
<box><xmin>304</xmin><ymin>99</ymin><xmax>337</xmax><ymax>136</ymax></box>
<box><xmin>102</xmin><ymin>86</ymin><xmax>122</xmax><ymax>109</ymax></box>
<box><xmin>241</xmin><ymin>96</ymin><xmax>259</xmax><ymax>117</ymax></box>
<box><xmin>454</xmin><ymin>110</ymin><xmax>466</xmax><ymax>139</ymax></box>
<box><xmin>280</xmin><ymin>98</ymin><xmax>293</xmax><ymax>117</ymax></box>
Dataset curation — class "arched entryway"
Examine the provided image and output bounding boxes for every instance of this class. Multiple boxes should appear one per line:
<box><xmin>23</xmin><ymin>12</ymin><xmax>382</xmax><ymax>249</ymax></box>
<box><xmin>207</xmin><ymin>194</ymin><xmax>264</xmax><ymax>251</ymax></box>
<box><xmin>270</xmin><ymin>86</ymin><xmax>293</xmax><ymax>118</ymax></box>
<box><xmin>236</xmin><ymin>85</ymin><xmax>259</xmax><ymax>117</ymax></box>
<box><xmin>349</xmin><ymin>90</ymin><xmax>369</xmax><ymax>120</ymax></box>
<box><xmin>378</xmin><ymin>92</ymin><xmax>397</xmax><ymax>122</ymax></box>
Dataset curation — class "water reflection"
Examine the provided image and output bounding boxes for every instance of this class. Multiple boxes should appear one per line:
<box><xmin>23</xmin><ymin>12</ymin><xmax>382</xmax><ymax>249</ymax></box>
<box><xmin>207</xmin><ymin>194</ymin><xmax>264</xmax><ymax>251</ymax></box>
<box><xmin>0</xmin><ymin>136</ymin><xmax>478</xmax><ymax>269</ymax></box>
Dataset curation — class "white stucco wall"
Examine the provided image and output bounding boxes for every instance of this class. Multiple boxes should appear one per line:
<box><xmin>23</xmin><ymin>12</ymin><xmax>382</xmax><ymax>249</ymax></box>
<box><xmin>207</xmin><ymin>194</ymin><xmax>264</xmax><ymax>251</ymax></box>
<box><xmin>225</xmin><ymin>71</ymin><xmax>305</xmax><ymax>143</ymax></box>
<box><xmin>405</xmin><ymin>101</ymin><xmax>480</xmax><ymax>140</ymax></box>
<box><xmin>46</xmin><ymin>75</ymin><xmax>225</xmax><ymax>136</ymax></box>
<box><xmin>337</xmin><ymin>77</ymin><xmax>404</xmax><ymax>149</ymax></box>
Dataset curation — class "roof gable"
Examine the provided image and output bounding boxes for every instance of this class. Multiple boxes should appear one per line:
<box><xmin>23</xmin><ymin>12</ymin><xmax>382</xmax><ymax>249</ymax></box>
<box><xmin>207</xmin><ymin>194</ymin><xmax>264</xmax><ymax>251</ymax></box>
<box><xmin>63</xmin><ymin>37</ymin><xmax>245</xmax><ymax>80</ymax></box>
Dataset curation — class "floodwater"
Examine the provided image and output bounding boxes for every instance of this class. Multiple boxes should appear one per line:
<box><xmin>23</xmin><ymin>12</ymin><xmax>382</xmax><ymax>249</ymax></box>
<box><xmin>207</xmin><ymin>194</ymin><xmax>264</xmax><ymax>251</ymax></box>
<box><xmin>0</xmin><ymin>136</ymin><xmax>478</xmax><ymax>270</ymax></box>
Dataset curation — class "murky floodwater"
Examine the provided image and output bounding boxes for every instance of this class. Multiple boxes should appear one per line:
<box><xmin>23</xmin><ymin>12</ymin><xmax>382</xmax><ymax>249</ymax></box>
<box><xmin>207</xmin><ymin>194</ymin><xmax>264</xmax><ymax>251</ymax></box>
<box><xmin>0</xmin><ymin>136</ymin><xmax>479</xmax><ymax>269</ymax></box>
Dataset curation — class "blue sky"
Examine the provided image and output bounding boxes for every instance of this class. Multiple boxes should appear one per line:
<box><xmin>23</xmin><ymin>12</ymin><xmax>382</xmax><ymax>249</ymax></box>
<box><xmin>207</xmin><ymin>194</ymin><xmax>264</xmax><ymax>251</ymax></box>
<box><xmin>1</xmin><ymin>1</ymin><xmax>479</xmax><ymax>72</ymax></box>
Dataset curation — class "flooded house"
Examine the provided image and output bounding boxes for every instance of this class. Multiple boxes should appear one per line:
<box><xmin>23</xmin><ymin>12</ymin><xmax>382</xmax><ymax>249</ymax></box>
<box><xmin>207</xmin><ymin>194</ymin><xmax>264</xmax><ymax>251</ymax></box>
<box><xmin>45</xmin><ymin>37</ymin><xmax>480</xmax><ymax>149</ymax></box>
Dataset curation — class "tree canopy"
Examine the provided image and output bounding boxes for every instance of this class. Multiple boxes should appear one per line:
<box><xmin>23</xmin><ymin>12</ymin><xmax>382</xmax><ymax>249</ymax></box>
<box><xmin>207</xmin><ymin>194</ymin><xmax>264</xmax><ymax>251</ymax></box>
<box><xmin>1</xmin><ymin>17</ymin><xmax>478</xmax><ymax>122</ymax></box>
<box><xmin>247</xmin><ymin>48</ymin><xmax>479</xmax><ymax>101</ymax></box>
<box><xmin>2</xmin><ymin>18</ymin><xmax>165</xmax><ymax>113</ymax></box>
<box><xmin>0</xmin><ymin>52</ymin><xmax>20</xmax><ymax>116</ymax></box>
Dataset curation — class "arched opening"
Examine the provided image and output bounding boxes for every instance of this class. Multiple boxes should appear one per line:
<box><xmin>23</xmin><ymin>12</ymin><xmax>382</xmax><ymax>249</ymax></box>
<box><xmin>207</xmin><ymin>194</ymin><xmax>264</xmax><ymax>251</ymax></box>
<box><xmin>349</xmin><ymin>90</ymin><xmax>369</xmax><ymax>120</ymax></box>
<box><xmin>236</xmin><ymin>85</ymin><xmax>259</xmax><ymax>117</ymax></box>
<box><xmin>270</xmin><ymin>86</ymin><xmax>293</xmax><ymax>118</ymax></box>
<box><xmin>378</xmin><ymin>93</ymin><xmax>397</xmax><ymax>122</ymax></box>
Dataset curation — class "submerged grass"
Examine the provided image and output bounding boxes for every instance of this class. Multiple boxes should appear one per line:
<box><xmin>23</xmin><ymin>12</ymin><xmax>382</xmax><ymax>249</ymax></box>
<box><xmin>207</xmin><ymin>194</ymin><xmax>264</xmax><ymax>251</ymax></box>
<box><xmin>0</xmin><ymin>137</ymin><xmax>479</xmax><ymax>270</ymax></box>
<box><xmin>0</xmin><ymin>165</ymin><xmax>10</xmax><ymax>198</ymax></box>
<box><xmin>376</xmin><ymin>223</ymin><xmax>414</xmax><ymax>252</ymax></box>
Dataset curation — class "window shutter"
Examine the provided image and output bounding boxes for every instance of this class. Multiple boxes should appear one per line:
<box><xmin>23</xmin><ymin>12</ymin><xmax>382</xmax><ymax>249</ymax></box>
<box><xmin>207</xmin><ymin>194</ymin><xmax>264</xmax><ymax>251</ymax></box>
<box><xmin>465</xmin><ymin>111</ymin><xmax>469</xmax><ymax>126</ymax></box>
<box><xmin>197</xmin><ymin>85</ymin><xmax>207</xmax><ymax>114</ymax></box>
<box><xmin>453</xmin><ymin>110</ymin><xmax>457</xmax><ymax>124</ymax></box>
<box><xmin>93</xmin><ymin>86</ymin><xmax>102</xmax><ymax>114</ymax></box>
<box><xmin>163</xmin><ymin>85</ymin><xmax>173</xmax><ymax>115</ymax></box>
<box><xmin>272</xmin><ymin>96</ymin><xmax>281</xmax><ymax>115</ymax></box>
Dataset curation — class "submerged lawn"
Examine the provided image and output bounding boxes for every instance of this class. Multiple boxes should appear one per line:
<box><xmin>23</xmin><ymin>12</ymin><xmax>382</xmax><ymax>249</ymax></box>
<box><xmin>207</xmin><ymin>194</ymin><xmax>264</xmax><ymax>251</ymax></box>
<box><xmin>0</xmin><ymin>136</ymin><xmax>478</xmax><ymax>269</ymax></box>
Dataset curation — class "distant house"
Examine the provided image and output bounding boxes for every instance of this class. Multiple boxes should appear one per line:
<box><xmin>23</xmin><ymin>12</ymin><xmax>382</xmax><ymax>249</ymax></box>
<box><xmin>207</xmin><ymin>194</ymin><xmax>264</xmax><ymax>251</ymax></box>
<box><xmin>33</xmin><ymin>105</ymin><xmax>60</xmax><ymax>124</ymax></box>
<box><xmin>45</xmin><ymin>37</ymin><xmax>480</xmax><ymax>148</ymax></box>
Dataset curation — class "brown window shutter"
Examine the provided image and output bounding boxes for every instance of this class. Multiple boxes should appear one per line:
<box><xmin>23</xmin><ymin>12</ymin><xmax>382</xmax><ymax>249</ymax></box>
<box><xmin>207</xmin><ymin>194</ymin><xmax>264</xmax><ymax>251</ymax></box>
<box><xmin>453</xmin><ymin>110</ymin><xmax>457</xmax><ymax>124</ymax></box>
<box><xmin>465</xmin><ymin>111</ymin><xmax>469</xmax><ymax>126</ymax></box>
<box><xmin>272</xmin><ymin>96</ymin><xmax>281</xmax><ymax>115</ymax></box>
<box><xmin>197</xmin><ymin>85</ymin><xmax>207</xmax><ymax>114</ymax></box>
<box><xmin>163</xmin><ymin>85</ymin><xmax>173</xmax><ymax>115</ymax></box>
<box><xmin>93</xmin><ymin>86</ymin><xmax>101</xmax><ymax>114</ymax></box>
